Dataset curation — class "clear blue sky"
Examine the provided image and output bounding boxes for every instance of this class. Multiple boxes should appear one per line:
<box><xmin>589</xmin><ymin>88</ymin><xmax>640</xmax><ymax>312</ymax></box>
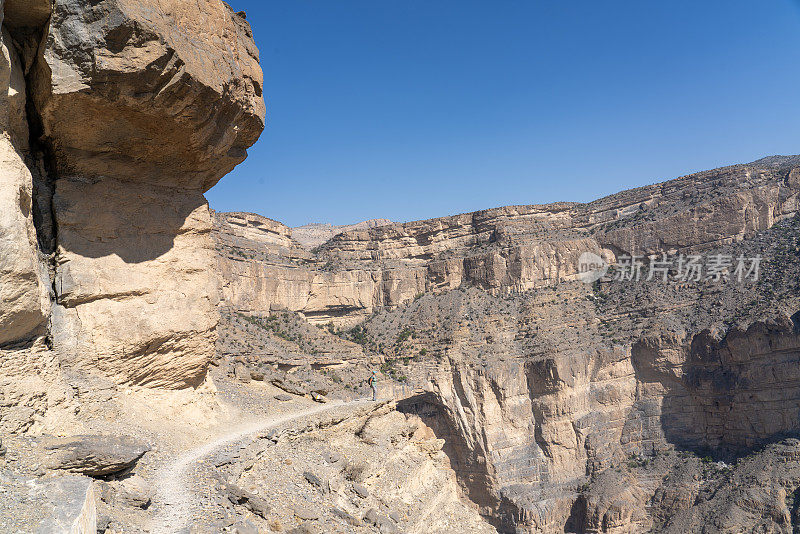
<box><xmin>208</xmin><ymin>0</ymin><xmax>800</xmax><ymax>227</ymax></box>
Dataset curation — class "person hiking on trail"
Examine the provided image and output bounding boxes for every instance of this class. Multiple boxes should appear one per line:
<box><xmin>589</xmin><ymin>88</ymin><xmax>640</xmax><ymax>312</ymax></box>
<box><xmin>369</xmin><ymin>371</ymin><xmax>377</xmax><ymax>401</ymax></box>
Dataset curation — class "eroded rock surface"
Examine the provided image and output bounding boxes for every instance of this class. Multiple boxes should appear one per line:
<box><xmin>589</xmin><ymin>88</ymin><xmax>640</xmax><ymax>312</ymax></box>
<box><xmin>0</xmin><ymin>137</ymin><xmax>50</xmax><ymax>345</ymax></box>
<box><xmin>31</xmin><ymin>0</ymin><xmax>265</xmax><ymax>189</ymax></box>
<box><xmin>4</xmin><ymin>1</ymin><xmax>800</xmax><ymax>532</ymax></box>
<box><xmin>35</xmin><ymin>0</ymin><xmax>265</xmax><ymax>388</ymax></box>
<box><xmin>52</xmin><ymin>179</ymin><xmax>218</xmax><ymax>387</ymax></box>
<box><xmin>0</xmin><ymin>0</ymin><xmax>266</xmax><ymax>393</ymax></box>
<box><xmin>292</xmin><ymin>218</ymin><xmax>393</xmax><ymax>249</ymax></box>
<box><xmin>43</xmin><ymin>434</ymin><xmax>150</xmax><ymax>476</ymax></box>
<box><xmin>215</xmin><ymin>156</ymin><xmax>800</xmax><ymax>329</ymax></box>
<box><xmin>0</xmin><ymin>472</ymin><xmax>97</xmax><ymax>534</ymax></box>
<box><xmin>229</xmin><ymin>402</ymin><xmax>496</xmax><ymax>534</ymax></box>
<box><xmin>0</xmin><ymin>22</ymin><xmax>50</xmax><ymax>347</ymax></box>
<box><xmin>217</xmin><ymin>156</ymin><xmax>800</xmax><ymax>532</ymax></box>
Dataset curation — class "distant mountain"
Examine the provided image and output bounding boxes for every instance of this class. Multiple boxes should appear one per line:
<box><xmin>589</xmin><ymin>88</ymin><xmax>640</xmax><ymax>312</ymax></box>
<box><xmin>291</xmin><ymin>219</ymin><xmax>393</xmax><ymax>249</ymax></box>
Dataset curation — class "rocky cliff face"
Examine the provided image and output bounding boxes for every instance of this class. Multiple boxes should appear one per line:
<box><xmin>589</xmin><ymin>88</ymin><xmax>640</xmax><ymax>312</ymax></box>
<box><xmin>291</xmin><ymin>218</ymin><xmax>393</xmax><ymax>249</ymax></box>
<box><xmin>215</xmin><ymin>156</ymin><xmax>800</xmax><ymax>328</ymax></box>
<box><xmin>215</xmin><ymin>205</ymin><xmax>609</xmax><ymax>326</ymax></box>
<box><xmin>375</xmin><ymin>172</ymin><xmax>800</xmax><ymax>532</ymax></box>
<box><xmin>0</xmin><ymin>4</ymin><xmax>50</xmax><ymax>348</ymax></box>
<box><xmin>32</xmin><ymin>0</ymin><xmax>264</xmax><ymax>189</ymax></box>
<box><xmin>4</xmin><ymin>2</ymin><xmax>800</xmax><ymax>530</ymax></box>
<box><xmin>0</xmin><ymin>0</ymin><xmax>265</xmax><ymax>426</ymax></box>
<box><xmin>217</xmin><ymin>155</ymin><xmax>800</xmax><ymax>533</ymax></box>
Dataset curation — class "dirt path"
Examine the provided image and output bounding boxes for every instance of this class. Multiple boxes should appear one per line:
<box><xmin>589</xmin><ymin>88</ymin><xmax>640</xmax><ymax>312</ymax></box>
<box><xmin>148</xmin><ymin>399</ymin><xmax>369</xmax><ymax>533</ymax></box>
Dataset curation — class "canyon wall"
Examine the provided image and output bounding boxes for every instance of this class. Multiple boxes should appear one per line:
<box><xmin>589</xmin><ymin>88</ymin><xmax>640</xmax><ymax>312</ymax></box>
<box><xmin>401</xmin><ymin>311</ymin><xmax>800</xmax><ymax>532</ymax></box>
<box><xmin>0</xmin><ymin>0</ymin><xmax>265</xmax><ymax>418</ymax></box>
<box><xmin>4</xmin><ymin>3</ymin><xmax>800</xmax><ymax>529</ymax></box>
<box><xmin>292</xmin><ymin>218</ymin><xmax>393</xmax><ymax>249</ymax></box>
<box><xmin>217</xmin><ymin>155</ymin><xmax>800</xmax><ymax>532</ymax></box>
<box><xmin>216</xmin><ymin>206</ymin><xmax>609</xmax><ymax>325</ymax></box>
<box><xmin>216</xmin><ymin>156</ymin><xmax>800</xmax><ymax>328</ymax></box>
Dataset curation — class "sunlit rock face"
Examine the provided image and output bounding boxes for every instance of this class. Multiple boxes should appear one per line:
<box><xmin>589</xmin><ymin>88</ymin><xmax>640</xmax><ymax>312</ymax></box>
<box><xmin>214</xmin><ymin>155</ymin><xmax>800</xmax><ymax>532</ymax></box>
<box><xmin>0</xmin><ymin>16</ymin><xmax>50</xmax><ymax>347</ymax></box>
<box><xmin>35</xmin><ymin>0</ymin><xmax>265</xmax><ymax>388</ymax></box>
<box><xmin>215</xmin><ymin>156</ymin><xmax>800</xmax><ymax>332</ymax></box>
<box><xmin>51</xmin><ymin>178</ymin><xmax>219</xmax><ymax>388</ymax></box>
<box><xmin>0</xmin><ymin>0</ymin><xmax>265</xmax><ymax>389</ymax></box>
<box><xmin>31</xmin><ymin>0</ymin><xmax>265</xmax><ymax>190</ymax></box>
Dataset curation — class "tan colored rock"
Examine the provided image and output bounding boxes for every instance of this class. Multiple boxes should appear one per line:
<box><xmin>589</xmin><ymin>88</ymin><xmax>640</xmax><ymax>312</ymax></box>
<box><xmin>632</xmin><ymin>318</ymin><xmax>800</xmax><ymax>452</ymax></box>
<box><xmin>596</xmin><ymin>184</ymin><xmax>791</xmax><ymax>256</ymax></box>
<box><xmin>44</xmin><ymin>434</ymin><xmax>150</xmax><ymax>476</ymax></box>
<box><xmin>51</xmin><ymin>178</ymin><xmax>218</xmax><ymax>388</ymax></box>
<box><xmin>216</xmin><ymin>156</ymin><xmax>800</xmax><ymax>330</ymax></box>
<box><xmin>6</xmin><ymin>0</ymin><xmax>267</xmax><ymax>388</ymax></box>
<box><xmin>217</xmin><ymin>212</ymin><xmax>298</xmax><ymax>251</ymax></box>
<box><xmin>0</xmin><ymin>341</ymin><xmax>72</xmax><ymax>434</ymax></box>
<box><xmin>235</xmin><ymin>403</ymin><xmax>496</xmax><ymax>534</ymax></box>
<box><xmin>31</xmin><ymin>0</ymin><xmax>265</xmax><ymax>190</ymax></box>
<box><xmin>216</xmin><ymin>208</ymin><xmax>607</xmax><ymax>326</ymax></box>
<box><xmin>0</xmin><ymin>136</ymin><xmax>50</xmax><ymax>345</ymax></box>
<box><xmin>212</xmin><ymin>155</ymin><xmax>800</xmax><ymax>532</ymax></box>
<box><xmin>0</xmin><ymin>25</ymin><xmax>28</xmax><ymax>152</ymax></box>
<box><xmin>292</xmin><ymin>219</ymin><xmax>393</xmax><ymax>249</ymax></box>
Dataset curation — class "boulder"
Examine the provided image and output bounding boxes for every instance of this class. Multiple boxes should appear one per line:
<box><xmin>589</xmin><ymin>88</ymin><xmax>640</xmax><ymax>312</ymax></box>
<box><xmin>30</xmin><ymin>0</ymin><xmax>265</xmax><ymax>190</ymax></box>
<box><xmin>271</xmin><ymin>377</ymin><xmax>308</xmax><ymax>396</ymax></box>
<box><xmin>293</xmin><ymin>503</ymin><xmax>320</xmax><ymax>521</ymax></box>
<box><xmin>363</xmin><ymin>508</ymin><xmax>397</xmax><ymax>533</ymax></box>
<box><xmin>331</xmin><ymin>506</ymin><xmax>360</xmax><ymax>526</ymax></box>
<box><xmin>323</xmin><ymin>450</ymin><xmax>342</xmax><ymax>464</ymax></box>
<box><xmin>222</xmin><ymin>480</ymin><xmax>271</xmax><ymax>519</ymax></box>
<box><xmin>234</xmin><ymin>362</ymin><xmax>251</xmax><ymax>383</ymax></box>
<box><xmin>303</xmin><ymin>471</ymin><xmax>325</xmax><ymax>492</ymax></box>
<box><xmin>249</xmin><ymin>370</ymin><xmax>265</xmax><ymax>381</ymax></box>
<box><xmin>43</xmin><ymin>435</ymin><xmax>150</xmax><ymax>476</ymax></box>
<box><xmin>42</xmin><ymin>476</ymin><xmax>97</xmax><ymax>534</ymax></box>
<box><xmin>116</xmin><ymin>475</ymin><xmax>152</xmax><ymax>509</ymax></box>
<box><xmin>352</xmin><ymin>483</ymin><xmax>369</xmax><ymax>499</ymax></box>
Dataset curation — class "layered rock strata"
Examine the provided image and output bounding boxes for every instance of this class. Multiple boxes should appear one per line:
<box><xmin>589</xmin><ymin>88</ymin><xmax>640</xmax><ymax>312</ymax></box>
<box><xmin>291</xmin><ymin>218</ymin><xmax>392</xmax><ymax>249</ymax></box>
<box><xmin>216</xmin><ymin>156</ymin><xmax>800</xmax><ymax>328</ymax></box>
<box><xmin>217</xmin><ymin>155</ymin><xmax>800</xmax><ymax>532</ymax></box>
<box><xmin>0</xmin><ymin>0</ymin><xmax>265</xmax><ymax>405</ymax></box>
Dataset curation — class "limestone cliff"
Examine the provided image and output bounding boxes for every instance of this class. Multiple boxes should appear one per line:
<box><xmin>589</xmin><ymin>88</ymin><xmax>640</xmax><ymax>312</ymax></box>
<box><xmin>216</xmin><ymin>155</ymin><xmax>800</xmax><ymax>533</ymax></box>
<box><xmin>292</xmin><ymin>218</ymin><xmax>393</xmax><ymax>249</ymax></box>
<box><xmin>0</xmin><ymin>6</ymin><xmax>50</xmax><ymax>347</ymax></box>
<box><xmin>215</xmin><ymin>156</ymin><xmax>800</xmax><ymax>328</ymax></box>
<box><xmin>4</xmin><ymin>2</ymin><xmax>800</xmax><ymax>530</ymax></box>
<box><xmin>0</xmin><ymin>0</ymin><xmax>265</xmax><ymax>427</ymax></box>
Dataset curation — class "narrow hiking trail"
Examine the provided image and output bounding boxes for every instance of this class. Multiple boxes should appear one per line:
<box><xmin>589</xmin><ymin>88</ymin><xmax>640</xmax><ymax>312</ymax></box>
<box><xmin>148</xmin><ymin>399</ymin><xmax>370</xmax><ymax>533</ymax></box>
